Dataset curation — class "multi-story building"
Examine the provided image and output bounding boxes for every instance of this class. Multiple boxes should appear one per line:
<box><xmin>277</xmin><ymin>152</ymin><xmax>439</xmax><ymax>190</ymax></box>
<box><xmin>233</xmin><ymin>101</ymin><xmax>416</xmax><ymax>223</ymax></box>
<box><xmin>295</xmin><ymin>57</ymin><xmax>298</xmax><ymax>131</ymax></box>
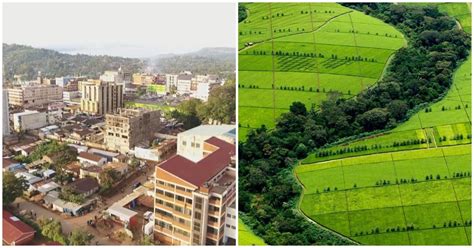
<box><xmin>104</xmin><ymin>108</ymin><xmax>161</xmax><ymax>153</ymax></box>
<box><xmin>80</xmin><ymin>80</ymin><xmax>124</xmax><ymax>115</ymax></box>
<box><xmin>133</xmin><ymin>73</ymin><xmax>155</xmax><ymax>85</ymax></box>
<box><xmin>176</xmin><ymin>74</ymin><xmax>193</xmax><ymax>95</ymax></box>
<box><xmin>55</xmin><ymin>76</ymin><xmax>75</xmax><ymax>88</ymax></box>
<box><xmin>7</xmin><ymin>85</ymin><xmax>63</xmax><ymax>108</ymax></box>
<box><xmin>3</xmin><ymin>90</ymin><xmax>10</xmax><ymax>136</ymax></box>
<box><xmin>177</xmin><ymin>125</ymin><xmax>235</xmax><ymax>162</ymax></box>
<box><xmin>12</xmin><ymin>110</ymin><xmax>48</xmax><ymax>132</ymax></box>
<box><xmin>165</xmin><ymin>74</ymin><xmax>178</xmax><ymax>93</ymax></box>
<box><xmin>154</xmin><ymin>136</ymin><xmax>236</xmax><ymax>245</ymax></box>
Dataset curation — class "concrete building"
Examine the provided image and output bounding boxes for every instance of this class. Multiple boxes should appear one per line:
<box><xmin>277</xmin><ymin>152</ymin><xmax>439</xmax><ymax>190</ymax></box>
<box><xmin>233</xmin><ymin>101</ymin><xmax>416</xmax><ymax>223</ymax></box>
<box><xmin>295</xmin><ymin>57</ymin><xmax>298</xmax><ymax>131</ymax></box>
<box><xmin>134</xmin><ymin>139</ymin><xmax>177</xmax><ymax>162</ymax></box>
<box><xmin>13</xmin><ymin>110</ymin><xmax>48</xmax><ymax>132</ymax></box>
<box><xmin>55</xmin><ymin>76</ymin><xmax>74</xmax><ymax>87</ymax></box>
<box><xmin>165</xmin><ymin>74</ymin><xmax>178</xmax><ymax>92</ymax></box>
<box><xmin>104</xmin><ymin>108</ymin><xmax>161</xmax><ymax>153</ymax></box>
<box><xmin>77</xmin><ymin>152</ymin><xmax>107</xmax><ymax>167</ymax></box>
<box><xmin>177</xmin><ymin>125</ymin><xmax>235</xmax><ymax>162</ymax></box>
<box><xmin>3</xmin><ymin>90</ymin><xmax>10</xmax><ymax>136</ymax></box>
<box><xmin>80</xmin><ymin>80</ymin><xmax>124</xmax><ymax>115</ymax></box>
<box><xmin>7</xmin><ymin>85</ymin><xmax>63</xmax><ymax>108</ymax></box>
<box><xmin>153</xmin><ymin>137</ymin><xmax>236</xmax><ymax>245</ymax></box>
<box><xmin>63</xmin><ymin>91</ymin><xmax>81</xmax><ymax>101</ymax></box>
<box><xmin>223</xmin><ymin>203</ymin><xmax>236</xmax><ymax>244</ymax></box>
<box><xmin>176</xmin><ymin>74</ymin><xmax>193</xmax><ymax>95</ymax></box>
<box><xmin>133</xmin><ymin>73</ymin><xmax>155</xmax><ymax>85</ymax></box>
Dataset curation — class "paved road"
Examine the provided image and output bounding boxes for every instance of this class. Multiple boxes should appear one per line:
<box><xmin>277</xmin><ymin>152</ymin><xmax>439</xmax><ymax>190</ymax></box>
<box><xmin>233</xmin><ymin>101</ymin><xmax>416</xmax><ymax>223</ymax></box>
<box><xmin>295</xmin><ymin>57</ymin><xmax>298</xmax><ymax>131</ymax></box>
<box><xmin>14</xmin><ymin>166</ymin><xmax>154</xmax><ymax>245</ymax></box>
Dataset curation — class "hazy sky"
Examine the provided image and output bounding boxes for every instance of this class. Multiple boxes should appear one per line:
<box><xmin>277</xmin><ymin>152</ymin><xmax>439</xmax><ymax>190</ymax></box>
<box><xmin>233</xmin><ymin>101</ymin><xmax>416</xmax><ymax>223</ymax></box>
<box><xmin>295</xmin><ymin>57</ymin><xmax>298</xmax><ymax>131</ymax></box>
<box><xmin>3</xmin><ymin>3</ymin><xmax>236</xmax><ymax>58</ymax></box>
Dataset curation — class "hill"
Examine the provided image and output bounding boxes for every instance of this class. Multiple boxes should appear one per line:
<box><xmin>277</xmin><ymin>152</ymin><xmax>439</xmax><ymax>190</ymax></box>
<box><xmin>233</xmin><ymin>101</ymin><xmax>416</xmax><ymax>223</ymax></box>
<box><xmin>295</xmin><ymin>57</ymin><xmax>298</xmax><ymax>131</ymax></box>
<box><xmin>146</xmin><ymin>47</ymin><xmax>235</xmax><ymax>75</ymax></box>
<box><xmin>2</xmin><ymin>43</ymin><xmax>144</xmax><ymax>80</ymax></box>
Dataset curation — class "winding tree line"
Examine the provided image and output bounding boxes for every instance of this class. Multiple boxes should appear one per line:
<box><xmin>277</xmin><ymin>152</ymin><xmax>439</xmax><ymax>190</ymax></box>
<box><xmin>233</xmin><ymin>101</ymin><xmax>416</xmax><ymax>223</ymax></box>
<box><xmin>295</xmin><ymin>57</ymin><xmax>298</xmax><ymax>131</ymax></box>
<box><xmin>239</xmin><ymin>3</ymin><xmax>470</xmax><ymax>245</ymax></box>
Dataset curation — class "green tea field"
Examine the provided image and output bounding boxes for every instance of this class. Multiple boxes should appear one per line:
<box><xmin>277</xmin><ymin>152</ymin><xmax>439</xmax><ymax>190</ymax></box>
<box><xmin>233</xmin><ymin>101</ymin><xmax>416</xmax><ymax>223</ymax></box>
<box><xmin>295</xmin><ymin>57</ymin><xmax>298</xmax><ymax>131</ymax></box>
<box><xmin>238</xmin><ymin>3</ymin><xmax>406</xmax><ymax>139</ymax></box>
<box><xmin>295</xmin><ymin>3</ymin><xmax>471</xmax><ymax>245</ymax></box>
<box><xmin>296</xmin><ymin>145</ymin><xmax>471</xmax><ymax>245</ymax></box>
<box><xmin>238</xmin><ymin>218</ymin><xmax>267</xmax><ymax>246</ymax></box>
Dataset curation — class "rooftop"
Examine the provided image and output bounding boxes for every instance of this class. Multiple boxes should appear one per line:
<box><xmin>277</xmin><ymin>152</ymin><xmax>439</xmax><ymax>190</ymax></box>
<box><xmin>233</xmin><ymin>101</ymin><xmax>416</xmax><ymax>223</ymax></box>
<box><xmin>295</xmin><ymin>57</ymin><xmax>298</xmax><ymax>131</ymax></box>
<box><xmin>3</xmin><ymin>210</ymin><xmax>36</xmax><ymax>245</ymax></box>
<box><xmin>158</xmin><ymin>137</ymin><xmax>235</xmax><ymax>187</ymax></box>
<box><xmin>78</xmin><ymin>152</ymin><xmax>103</xmax><ymax>163</ymax></box>
<box><xmin>68</xmin><ymin>177</ymin><xmax>99</xmax><ymax>194</ymax></box>
<box><xmin>177</xmin><ymin>124</ymin><xmax>235</xmax><ymax>137</ymax></box>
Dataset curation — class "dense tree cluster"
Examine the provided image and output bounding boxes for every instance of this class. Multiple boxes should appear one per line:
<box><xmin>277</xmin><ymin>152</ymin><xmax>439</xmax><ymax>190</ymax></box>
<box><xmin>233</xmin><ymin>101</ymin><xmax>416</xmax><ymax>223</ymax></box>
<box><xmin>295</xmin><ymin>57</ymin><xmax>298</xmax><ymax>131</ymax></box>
<box><xmin>169</xmin><ymin>81</ymin><xmax>235</xmax><ymax>128</ymax></box>
<box><xmin>3</xmin><ymin>44</ymin><xmax>143</xmax><ymax>80</ymax></box>
<box><xmin>239</xmin><ymin>4</ymin><xmax>248</xmax><ymax>23</ymax></box>
<box><xmin>240</xmin><ymin>4</ymin><xmax>470</xmax><ymax>245</ymax></box>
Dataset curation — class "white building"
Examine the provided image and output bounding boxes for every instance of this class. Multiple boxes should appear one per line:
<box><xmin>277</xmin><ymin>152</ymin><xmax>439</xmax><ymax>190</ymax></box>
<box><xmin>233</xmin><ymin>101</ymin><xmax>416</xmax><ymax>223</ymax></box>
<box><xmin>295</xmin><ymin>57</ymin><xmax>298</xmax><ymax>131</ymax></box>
<box><xmin>77</xmin><ymin>152</ymin><xmax>107</xmax><ymax>167</ymax></box>
<box><xmin>63</xmin><ymin>91</ymin><xmax>81</xmax><ymax>101</ymax></box>
<box><xmin>177</xmin><ymin>124</ymin><xmax>235</xmax><ymax>162</ymax></box>
<box><xmin>13</xmin><ymin>110</ymin><xmax>48</xmax><ymax>132</ymax></box>
<box><xmin>176</xmin><ymin>74</ymin><xmax>193</xmax><ymax>95</ymax></box>
<box><xmin>165</xmin><ymin>74</ymin><xmax>178</xmax><ymax>92</ymax></box>
<box><xmin>3</xmin><ymin>90</ymin><xmax>10</xmax><ymax>136</ymax></box>
<box><xmin>55</xmin><ymin>76</ymin><xmax>74</xmax><ymax>87</ymax></box>
<box><xmin>100</xmin><ymin>71</ymin><xmax>120</xmax><ymax>83</ymax></box>
<box><xmin>193</xmin><ymin>82</ymin><xmax>211</xmax><ymax>101</ymax></box>
<box><xmin>224</xmin><ymin>203</ymin><xmax>237</xmax><ymax>244</ymax></box>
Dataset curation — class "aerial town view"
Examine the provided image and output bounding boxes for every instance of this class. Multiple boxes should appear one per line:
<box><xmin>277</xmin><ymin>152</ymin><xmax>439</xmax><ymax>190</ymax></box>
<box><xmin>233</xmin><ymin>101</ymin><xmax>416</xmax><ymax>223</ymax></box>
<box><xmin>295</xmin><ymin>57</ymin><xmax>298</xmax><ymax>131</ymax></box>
<box><xmin>238</xmin><ymin>2</ymin><xmax>472</xmax><ymax>246</ymax></box>
<box><xmin>2</xmin><ymin>2</ymin><xmax>236</xmax><ymax>246</ymax></box>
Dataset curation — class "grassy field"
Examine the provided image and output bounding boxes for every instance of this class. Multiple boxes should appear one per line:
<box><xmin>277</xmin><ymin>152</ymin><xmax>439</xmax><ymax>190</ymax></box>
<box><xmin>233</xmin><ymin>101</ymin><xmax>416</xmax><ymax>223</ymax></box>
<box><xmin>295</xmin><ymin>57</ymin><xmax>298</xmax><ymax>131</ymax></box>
<box><xmin>296</xmin><ymin>146</ymin><xmax>472</xmax><ymax>245</ymax></box>
<box><xmin>238</xmin><ymin>3</ymin><xmax>406</xmax><ymax>140</ymax></box>
<box><xmin>238</xmin><ymin>218</ymin><xmax>267</xmax><ymax>246</ymax></box>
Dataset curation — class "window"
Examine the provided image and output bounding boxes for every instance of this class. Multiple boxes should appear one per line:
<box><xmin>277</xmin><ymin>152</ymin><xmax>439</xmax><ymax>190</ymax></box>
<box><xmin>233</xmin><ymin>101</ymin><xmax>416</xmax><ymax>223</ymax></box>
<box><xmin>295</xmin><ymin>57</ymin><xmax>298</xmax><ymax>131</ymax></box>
<box><xmin>176</xmin><ymin>195</ymin><xmax>184</xmax><ymax>202</ymax></box>
<box><xmin>182</xmin><ymin>141</ymin><xmax>186</xmax><ymax>146</ymax></box>
<box><xmin>194</xmin><ymin>212</ymin><xmax>201</xmax><ymax>220</ymax></box>
<box><xmin>193</xmin><ymin>222</ymin><xmax>201</xmax><ymax>232</ymax></box>
<box><xmin>196</xmin><ymin>143</ymin><xmax>200</xmax><ymax>148</ymax></box>
<box><xmin>165</xmin><ymin>191</ymin><xmax>174</xmax><ymax>198</ymax></box>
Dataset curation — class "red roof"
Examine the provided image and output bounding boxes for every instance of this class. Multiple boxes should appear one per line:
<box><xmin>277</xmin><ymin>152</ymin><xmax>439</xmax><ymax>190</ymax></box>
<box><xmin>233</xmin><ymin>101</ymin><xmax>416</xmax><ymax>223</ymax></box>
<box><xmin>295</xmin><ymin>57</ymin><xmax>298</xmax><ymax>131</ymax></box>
<box><xmin>3</xmin><ymin>158</ymin><xmax>17</xmax><ymax>168</ymax></box>
<box><xmin>78</xmin><ymin>152</ymin><xmax>103</xmax><ymax>162</ymax></box>
<box><xmin>3</xmin><ymin>210</ymin><xmax>36</xmax><ymax>245</ymax></box>
<box><xmin>159</xmin><ymin>137</ymin><xmax>235</xmax><ymax>187</ymax></box>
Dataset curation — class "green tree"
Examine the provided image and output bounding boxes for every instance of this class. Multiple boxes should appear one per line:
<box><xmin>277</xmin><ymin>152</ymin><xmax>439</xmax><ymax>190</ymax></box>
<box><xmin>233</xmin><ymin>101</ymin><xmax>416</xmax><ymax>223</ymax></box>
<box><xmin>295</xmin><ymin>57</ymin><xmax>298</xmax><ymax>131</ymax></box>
<box><xmin>3</xmin><ymin>171</ymin><xmax>28</xmax><ymax>206</ymax></box>
<box><xmin>38</xmin><ymin>218</ymin><xmax>67</xmax><ymax>244</ymax></box>
<box><xmin>68</xmin><ymin>229</ymin><xmax>93</xmax><ymax>245</ymax></box>
<box><xmin>99</xmin><ymin>168</ymin><xmax>121</xmax><ymax>190</ymax></box>
<box><xmin>139</xmin><ymin>235</ymin><xmax>156</xmax><ymax>245</ymax></box>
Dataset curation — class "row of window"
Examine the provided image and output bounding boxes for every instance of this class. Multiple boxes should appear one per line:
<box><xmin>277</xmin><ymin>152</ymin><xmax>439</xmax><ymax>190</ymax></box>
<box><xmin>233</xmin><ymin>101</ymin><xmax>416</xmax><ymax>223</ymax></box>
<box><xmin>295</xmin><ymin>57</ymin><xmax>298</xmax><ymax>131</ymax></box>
<box><xmin>156</xmin><ymin>188</ymin><xmax>193</xmax><ymax>205</ymax></box>
<box><xmin>155</xmin><ymin>208</ymin><xmax>191</xmax><ymax>228</ymax></box>
<box><xmin>156</xmin><ymin>199</ymin><xmax>192</xmax><ymax>216</ymax></box>
<box><xmin>181</xmin><ymin>140</ymin><xmax>201</xmax><ymax>148</ymax></box>
<box><xmin>157</xmin><ymin>180</ymin><xmax>193</xmax><ymax>193</ymax></box>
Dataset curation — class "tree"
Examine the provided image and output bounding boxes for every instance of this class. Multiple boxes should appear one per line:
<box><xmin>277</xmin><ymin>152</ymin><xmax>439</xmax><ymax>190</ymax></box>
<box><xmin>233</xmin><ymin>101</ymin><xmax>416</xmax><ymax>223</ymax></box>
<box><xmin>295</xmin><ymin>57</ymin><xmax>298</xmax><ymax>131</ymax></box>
<box><xmin>295</xmin><ymin>143</ymin><xmax>308</xmax><ymax>159</ymax></box>
<box><xmin>3</xmin><ymin>172</ymin><xmax>28</xmax><ymax>206</ymax></box>
<box><xmin>139</xmin><ymin>235</ymin><xmax>155</xmax><ymax>245</ymax></box>
<box><xmin>198</xmin><ymin>81</ymin><xmax>235</xmax><ymax>124</ymax></box>
<box><xmin>356</xmin><ymin>108</ymin><xmax>389</xmax><ymax>131</ymax></box>
<box><xmin>99</xmin><ymin>168</ymin><xmax>121</xmax><ymax>190</ymax></box>
<box><xmin>68</xmin><ymin>229</ymin><xmax>93</xmax><ymax>245</ymax></box>
<box><xmin>387</xmin><ymin>100</ymin><xmax>408</xmax><ymax>120</ymax></box>
<box><xmin>289</xmin><ymin>102</ymin><xmax>307</xmax><ymax>116</ymax></box>
<box><xmin>38</xmin><ymin>218</ymin><xmax>67</xmax><ymax>244</ymax></box>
